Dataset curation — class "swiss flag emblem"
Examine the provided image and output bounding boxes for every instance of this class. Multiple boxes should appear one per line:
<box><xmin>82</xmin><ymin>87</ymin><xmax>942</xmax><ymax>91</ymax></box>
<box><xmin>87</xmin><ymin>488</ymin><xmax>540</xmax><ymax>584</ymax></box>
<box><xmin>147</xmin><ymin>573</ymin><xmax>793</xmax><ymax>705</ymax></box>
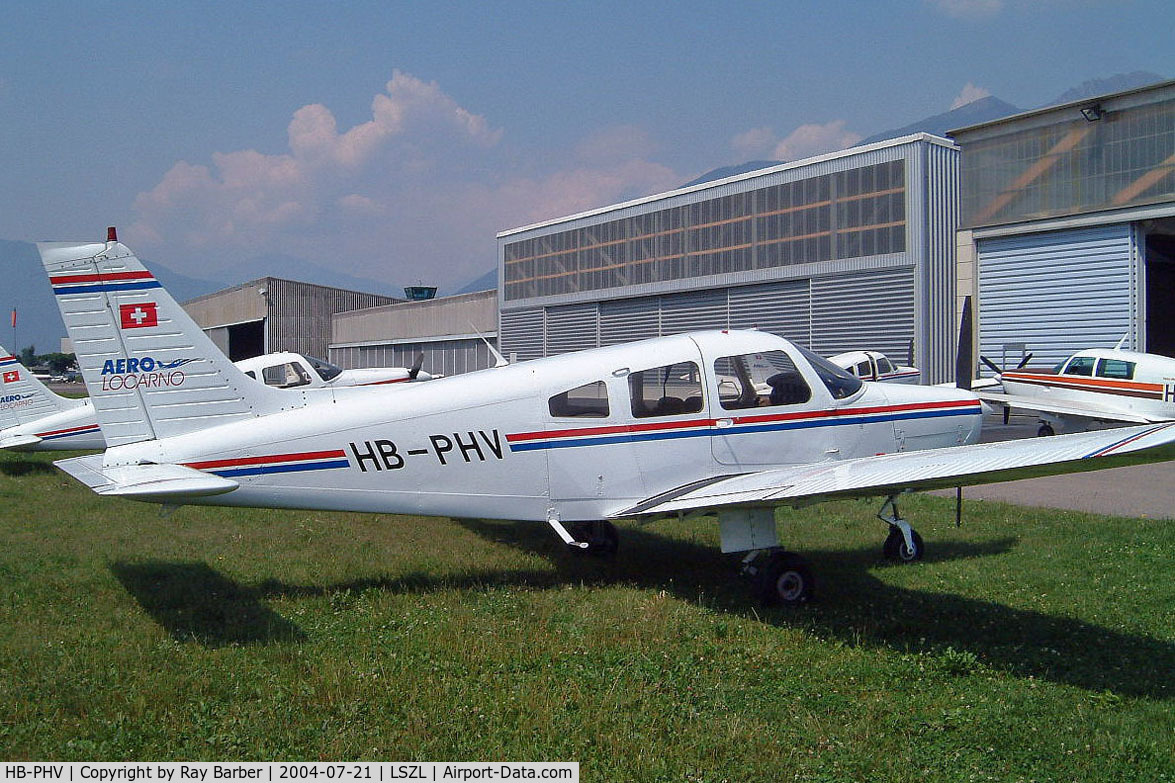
<box><xmin>120</xmin><ymin>302</ymin><xmax>159</xmax><ymax>329</ymax></box>
<box><xmin>2</xmin><ymin>370</ymin><xmax>18</xmax><ymax>383</ymax></box>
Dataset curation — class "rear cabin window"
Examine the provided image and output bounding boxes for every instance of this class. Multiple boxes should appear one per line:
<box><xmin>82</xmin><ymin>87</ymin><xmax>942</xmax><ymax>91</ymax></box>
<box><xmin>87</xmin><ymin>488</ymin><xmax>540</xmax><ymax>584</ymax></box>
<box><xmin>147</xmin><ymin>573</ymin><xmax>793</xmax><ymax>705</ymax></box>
<box><xmin>549</xmin><ymin>381</ymin><xmax>610</xmax><ymax>418</ymax></box>
<box><xmin>715</xmin><ymin>351</ymin><xmax>812</xmax><ymax>410</ymax></box>
<box><xmin>1096</xmin><ymin>359</ymin><xmax>1136</xmax><ymax>380</ymax></box>
<box><xmin>629</xmin><ymin>362</ymin><xmax>704</xmax><ymax>418</ymax></box>
<box><xmin>876</xmin><ymin>357</ymin><xmax>895</xmax><ymax>374</ymax></box>
<box><xmin>1063</xmin><ymin>356</ymin><xmax>1096</xmax><ymax>376</ymax></box>
<box><xmin>261</xmin><ymin>362</ymin><xmax>312</xmax><ymax>388</ymax></box>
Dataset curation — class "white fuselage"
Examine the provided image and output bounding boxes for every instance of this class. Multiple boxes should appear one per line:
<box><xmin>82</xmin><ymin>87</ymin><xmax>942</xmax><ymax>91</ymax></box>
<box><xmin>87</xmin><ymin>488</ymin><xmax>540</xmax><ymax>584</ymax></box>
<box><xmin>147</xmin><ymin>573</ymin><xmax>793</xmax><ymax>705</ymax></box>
<box><xmin>830</xmin><ymin>350</ymin><xmax>921</xmax><ymax>385</ymax></box>
<box><xmin>102</xmin><ymin>331</ymin><xmax>983</xmax><ymax>522</ymax></box>
<box><xmin>1000</xmin><ymin>349</ymin><xmax>1175</xmax><ymax>425</ymax></box>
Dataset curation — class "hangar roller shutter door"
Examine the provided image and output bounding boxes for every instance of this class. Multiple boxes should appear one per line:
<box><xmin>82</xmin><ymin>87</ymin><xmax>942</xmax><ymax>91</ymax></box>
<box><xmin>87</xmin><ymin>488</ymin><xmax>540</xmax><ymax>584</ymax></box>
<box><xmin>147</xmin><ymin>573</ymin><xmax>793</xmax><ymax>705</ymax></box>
<box><xmin>729</xmin><ymin>280</ymin><xmax>811</xmax><ymax>347</ymax></box>
<box><xmin>660</xmin><ymin>289</ymin><xmax>728</xmax><ymax>334</ymax></box>
<box><xmin>977</xmin><ymin>225</ymin><xmax>1138</xmax><ymax>373</ymax></box>
<box><xmin>600</xmin><ymin>297</ymin><xmax>660</xmax><ymax>346</ymax></box>
<box><xmin>546</xmin><ymin>303</ymin><xmax>599</xmax><ymax>354</ymax></box>
<box><xmin>500</xmin><ymin>309</ymin><xmax>545</xmax><ymax>361</ymax></box>
<box><xmin>811</xmin><ymin>268</ymin><xmax>915</xmax><ymax>358</ymax></box>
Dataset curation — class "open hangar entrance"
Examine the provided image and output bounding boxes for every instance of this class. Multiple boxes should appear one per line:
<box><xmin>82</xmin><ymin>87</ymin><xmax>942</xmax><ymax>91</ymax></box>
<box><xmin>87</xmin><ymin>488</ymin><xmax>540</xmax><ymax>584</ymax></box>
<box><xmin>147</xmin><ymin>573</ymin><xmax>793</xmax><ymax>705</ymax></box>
<box><xmin>205</xmin><ymin>319</ymin><xmax>266</xmax><ymax>361</ymax></box>
<box><xmin>1142</xmin><ymin>217</ymin><xmax>1175</xmax><ymax>358</ymax></box>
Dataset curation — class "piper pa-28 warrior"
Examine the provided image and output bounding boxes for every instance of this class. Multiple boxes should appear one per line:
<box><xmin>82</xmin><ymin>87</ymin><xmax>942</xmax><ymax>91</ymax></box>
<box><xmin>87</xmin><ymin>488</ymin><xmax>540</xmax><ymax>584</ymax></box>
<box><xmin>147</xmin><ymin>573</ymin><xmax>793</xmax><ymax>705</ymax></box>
<box><xmin>37</xmin><ymin>234</ymin><xmax>1175</xmax><ymax>604</ymax></box>
<box><xmin>1</xmin><ymin>342</ymin><xmax>432</xmax><ymax>452</ymax></box>
<box><xmin>975</xmin><ymin>347</ymin><xmax>1175</xmax><ymax>436</ymax></box>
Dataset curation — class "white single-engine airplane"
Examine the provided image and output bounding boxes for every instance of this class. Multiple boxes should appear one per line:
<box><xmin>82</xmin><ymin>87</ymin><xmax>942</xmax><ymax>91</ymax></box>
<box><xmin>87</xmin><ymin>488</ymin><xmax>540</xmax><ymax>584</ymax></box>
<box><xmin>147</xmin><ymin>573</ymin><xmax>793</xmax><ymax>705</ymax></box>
<box><xmin>1</xmin><ymin>344</ymin><xmax>432</xmax><ymax>452</ymax></box>
<box><xmin>830</xmin><ymin>350</ymin><xmax>920</xmax><ymax>385</ymax></box>
<box><xmin>975</xmin><ymin>348</ymin><xmax>1175</xmax><ymax>436</ymax></box>
<box><xmin>1</xmin><ymin>345</ymin><xmax>104</xmax><ymax>450</ymax></box>
<box><xmin>35</xmin><ymin>235</ymin><xmax>1175</xmax><ymax>604</ymax></box>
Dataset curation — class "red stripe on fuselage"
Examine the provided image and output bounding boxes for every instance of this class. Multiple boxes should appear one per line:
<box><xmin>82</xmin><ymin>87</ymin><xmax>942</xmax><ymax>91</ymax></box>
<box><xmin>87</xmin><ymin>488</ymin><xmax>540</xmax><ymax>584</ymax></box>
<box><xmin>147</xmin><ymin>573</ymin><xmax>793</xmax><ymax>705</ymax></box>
<box><xmin>184</xmin><ymin>449</ymin><xmax>347</xmax><ymax>470</ymax></box>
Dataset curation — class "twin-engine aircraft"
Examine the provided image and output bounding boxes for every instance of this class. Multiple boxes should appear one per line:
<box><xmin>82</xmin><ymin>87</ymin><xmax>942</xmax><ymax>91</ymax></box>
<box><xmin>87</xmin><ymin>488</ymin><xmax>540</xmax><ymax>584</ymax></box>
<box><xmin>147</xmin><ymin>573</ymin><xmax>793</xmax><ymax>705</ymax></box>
<box><xmin>975</xmin><ymin>348</ymin><xmax>1175</xmax><ymax>436</ymax></box>
<box><xmin>35</xmin><ymin>235</ymin><xmax>1175</xmax><ymax>604</ymax></box>
<box><xmin>0</xmin><ymin>344</ymin><xmax>431</xmax><ymax>452</ymax></box>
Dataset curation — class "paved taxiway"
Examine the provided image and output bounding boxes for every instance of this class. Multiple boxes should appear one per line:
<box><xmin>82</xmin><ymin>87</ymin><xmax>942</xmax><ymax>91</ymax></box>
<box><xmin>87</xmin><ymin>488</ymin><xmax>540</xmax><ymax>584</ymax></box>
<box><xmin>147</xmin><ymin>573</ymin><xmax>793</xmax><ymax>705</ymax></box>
<box><xmin>939</xmin><ymin>415</ymin><xmax>1175</xmax><ymax>520</ymax></box>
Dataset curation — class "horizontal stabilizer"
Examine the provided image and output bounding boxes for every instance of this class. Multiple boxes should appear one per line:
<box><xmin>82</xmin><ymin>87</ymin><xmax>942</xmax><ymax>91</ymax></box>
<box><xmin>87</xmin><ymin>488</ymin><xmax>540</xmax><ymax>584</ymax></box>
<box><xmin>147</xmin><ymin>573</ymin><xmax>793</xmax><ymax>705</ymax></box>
<box><xmin>0</xmin><ymin>433</ymin><xmax>43</xmax><ymax>450</ymax></box>
<box><xmin>619</xmin><ymin>422</ymin><xmax>1175</xmax><ymax>517</ymax></box>
<box><xmin>54</xmin><ymin>454</ymin><xmax>239</xmax><ymax>499</ymax></box>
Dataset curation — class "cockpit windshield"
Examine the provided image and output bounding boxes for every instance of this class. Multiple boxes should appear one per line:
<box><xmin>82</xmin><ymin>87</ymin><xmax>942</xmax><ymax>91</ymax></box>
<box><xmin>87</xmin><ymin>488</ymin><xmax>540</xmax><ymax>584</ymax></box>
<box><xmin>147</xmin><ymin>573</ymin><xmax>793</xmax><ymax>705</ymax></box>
<box><xmin>306</xmin><ymin>355</ymin><xmax>343</xmax><ymax>382</ymax></box>
<box><xmin>795</xmin><ymin>345</ymin><xmax>864</xmax><ymax>400</ymax></box>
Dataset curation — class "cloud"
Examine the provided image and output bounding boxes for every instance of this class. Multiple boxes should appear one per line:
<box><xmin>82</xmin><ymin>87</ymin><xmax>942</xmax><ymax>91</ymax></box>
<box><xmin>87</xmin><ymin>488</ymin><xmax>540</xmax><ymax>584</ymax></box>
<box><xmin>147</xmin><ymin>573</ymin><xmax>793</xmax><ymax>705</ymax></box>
<box><xmin>729</xmin><ymin>121</ymin><xmax>862</xmax><ymax>164</ymax></box>
<box><xmin>731</xmin><ymin>126</ymin><xmax>776</xmax><ymax>158</ymax></box>
<box><xmin>951</xmin><ymin>82</ymin><xmax>992</xmax><ymax>110</ymax></box>
<box><xmin>772</xmin><ymin>121</ymin><xmax>862</xmax><ymax>161</ymax></box>
<box><xmin>129</xmin><ymin>71</ymin><xmax>680</xmax><ymax>290</ymax></box>
<box><xmin>925</xmin><ymin>0</ymin><xmax>1003</xmax><ymax>19</ymax></box>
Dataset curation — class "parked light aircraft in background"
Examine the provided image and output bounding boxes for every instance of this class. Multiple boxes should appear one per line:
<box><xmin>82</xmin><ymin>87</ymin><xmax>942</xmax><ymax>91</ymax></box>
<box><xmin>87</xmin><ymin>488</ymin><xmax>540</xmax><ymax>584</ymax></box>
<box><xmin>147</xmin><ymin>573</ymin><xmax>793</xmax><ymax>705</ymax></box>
<box><xmin>1</xmin><ymin>345</ymin><xmax>103</xmax><ymax>450</ymax></box>
<box><xmin>830</xmin><ymin>350</ymin><xmax>920</xmax><ymax>385</ymax></box>
<box><xmin>975</xmin><ymin>348</ymin><xmax>1175</xmax><ymax>436</ymax></box>
<box><xmin>1</xmin><ymin>343</ymin><xmax>433</xmax><ymax>452</ymax></box>
<box><xmin>35</xmin><ymin>235</ymin><xmax>1175</xmax><ymax>604</ymax></box>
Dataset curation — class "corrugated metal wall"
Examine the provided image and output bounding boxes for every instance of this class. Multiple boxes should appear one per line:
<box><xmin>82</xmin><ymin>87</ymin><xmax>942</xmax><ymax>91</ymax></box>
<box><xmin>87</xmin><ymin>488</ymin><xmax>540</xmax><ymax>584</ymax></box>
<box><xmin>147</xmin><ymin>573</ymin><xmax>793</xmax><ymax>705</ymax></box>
<box><xmin>330</xmin><ymin>338</ymin><xmax>496</xmax><ymax>377</ymax></box>
<box><xmin>501</xmin><ymin>268</ymin><xmax>914</xmax><ymax>361</ymax></box>
<box><xmin>977</xmin><ymin>225</ymin><xmax>1139</xmax><ymax>373</ymax></box>
<box><xmin>267</xmin><ymin>279</ymin><xmax>399</xmax><ymax>360</ymax></box>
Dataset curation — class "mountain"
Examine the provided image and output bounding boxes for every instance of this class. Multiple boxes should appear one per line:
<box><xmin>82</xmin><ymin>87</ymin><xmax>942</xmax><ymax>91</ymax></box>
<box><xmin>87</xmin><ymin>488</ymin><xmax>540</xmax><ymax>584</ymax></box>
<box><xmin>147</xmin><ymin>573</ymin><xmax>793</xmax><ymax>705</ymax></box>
<box><xmin>683</xmin><ymin>160</ymin><xmax>785</xmax><ymax>188</ymax></box>
<box><xmin>0</xmin><ymin>239</ymin><xmax>221</xmax><ymax>354</ymax></box>
<box><xmin>856</xmin><ymin>95</ymin><xmax>1023</xmax><ymax>146</ymax></box>
<box><xmin>1041</xmin><ymin>71</ymin><xmax>1166</xmax><ymax>107</ymax></box>
<box><xmin>214</xmin><ymin>253</ymin><xmax>405</xmax><ymax>298</ymax></box>
<box><xmin>453</xmin><ymin>267</ymin><xmax>498</xmax><ymax>295</ymax></box>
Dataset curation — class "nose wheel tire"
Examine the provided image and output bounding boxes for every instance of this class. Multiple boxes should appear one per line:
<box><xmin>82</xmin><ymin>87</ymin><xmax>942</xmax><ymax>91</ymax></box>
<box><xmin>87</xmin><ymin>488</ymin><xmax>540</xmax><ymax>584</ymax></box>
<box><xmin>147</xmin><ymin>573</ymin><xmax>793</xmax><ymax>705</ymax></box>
<box><xmin>883</xmin><ymin>527</ymin><xmax>924</xmax><ymax>562</ymax></box>
<box><xmin>754</xmin><ymin>551</ymin><xmax>814</xmax><ymax>606</ymax></box>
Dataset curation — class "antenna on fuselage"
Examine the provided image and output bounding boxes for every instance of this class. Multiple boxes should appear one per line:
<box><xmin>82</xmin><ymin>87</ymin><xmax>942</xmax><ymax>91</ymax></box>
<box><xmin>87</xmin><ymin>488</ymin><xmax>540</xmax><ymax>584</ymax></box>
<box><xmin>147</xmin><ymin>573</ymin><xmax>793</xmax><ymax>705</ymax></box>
<box><xmin>471</xmin><ymin>322</ymin><xmax>509</xmax><ymax>368</ymax></box>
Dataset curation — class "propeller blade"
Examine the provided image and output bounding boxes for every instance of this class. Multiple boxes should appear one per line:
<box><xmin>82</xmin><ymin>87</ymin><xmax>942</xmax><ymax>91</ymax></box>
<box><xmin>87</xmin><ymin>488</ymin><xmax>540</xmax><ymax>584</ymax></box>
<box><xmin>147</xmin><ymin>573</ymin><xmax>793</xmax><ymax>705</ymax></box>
<box><xmin>1003</xmin><ymin>406</ymin><xmax>1011</xmax><ymax>425</ymax></box>
<box><xmin>1015</xmin><ymin>353</ymin><xmax>1033</xmax><ymax>370</ymax></box>
<box><xmin>955</xmin><ymin>296</ymin><xmax>973</xmax><ymax>390</ymax></box>
<box><xmin>980</xmin><ymin>355</ymin><xmax>1003</xmax><ymax>376</ymax></box>
<box><xmin>408</xmin><ymin>353</ymin><xmax>424</xmax><ymax>380</ymax></box>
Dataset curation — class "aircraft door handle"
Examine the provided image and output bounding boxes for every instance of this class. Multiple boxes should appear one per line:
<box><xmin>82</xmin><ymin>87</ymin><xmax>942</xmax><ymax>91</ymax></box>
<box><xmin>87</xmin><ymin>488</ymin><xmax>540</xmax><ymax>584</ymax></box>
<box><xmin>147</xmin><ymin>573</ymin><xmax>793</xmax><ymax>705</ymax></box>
<box><xmin>716</xmin><ymin>418</ymin><xmax>733</xmax><ymax>428</ymax></box>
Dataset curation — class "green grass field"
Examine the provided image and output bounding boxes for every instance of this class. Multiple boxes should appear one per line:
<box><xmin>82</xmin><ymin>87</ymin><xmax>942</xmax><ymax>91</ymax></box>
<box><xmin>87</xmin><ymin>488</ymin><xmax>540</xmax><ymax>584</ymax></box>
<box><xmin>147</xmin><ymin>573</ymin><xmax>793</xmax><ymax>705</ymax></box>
<box><xmin>1</xmin><ymin>448</ymin><xmax>1173</xmax><ymax>781</ymax></box>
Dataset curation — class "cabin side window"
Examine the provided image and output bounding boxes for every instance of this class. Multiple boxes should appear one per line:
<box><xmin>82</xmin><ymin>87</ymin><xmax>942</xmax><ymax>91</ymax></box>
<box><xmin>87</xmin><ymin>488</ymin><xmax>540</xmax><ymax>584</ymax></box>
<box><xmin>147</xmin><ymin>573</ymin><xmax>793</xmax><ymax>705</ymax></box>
<box><xmin>1063</xmin><ymin>356</ymin><xmax>1096</xmax><ymax>376</ymax></box>
<box><xmin>261</xmin><ymin>362</ymin><xmax>312</xmax><ymax>388</ymax></box>
<box><xmin>714</xmin><ymin>351</ymin><xmax>812</xmax><ymax>410</ymax></box>
<box><xmin>876</xmin><ymin>357</ymin><xmax>895</xmax><ymax>374</ymax></box>
<box><xmin>629</xmin><ymin>362</ymin><xmax>704</xmax><ymax>418</ymax></box>
<box><xmin>1096</xmin><ymin>359</ymin><xmax>1136</xmax><ymax>380</ymax></box>
<box><xmin>549</xmin><ymin>381</ymin><xmax>610</xmax><ymax>418</ymax></box>
<box><xmin>795</xmin><ymin>345</ymin><xmax>864</xmax><ymax>400</ymax></box>
<box><xmin>854</xmin><ymin>361</ymin><xmax>871</xmax><ymax>378</ymax></box>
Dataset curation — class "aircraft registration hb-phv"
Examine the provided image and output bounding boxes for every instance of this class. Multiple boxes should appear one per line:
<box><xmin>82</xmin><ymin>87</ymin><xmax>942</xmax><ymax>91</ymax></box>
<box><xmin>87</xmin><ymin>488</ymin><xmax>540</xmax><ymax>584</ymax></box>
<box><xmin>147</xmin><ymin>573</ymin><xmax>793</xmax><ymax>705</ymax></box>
<box><xmin>0</xmin><ymin>344</ymin><xmax>431</xmax><ymax>452</ymax></box>
<box><xmin>35</xmin><ymin>232</ymin><xmax>1175</xmax><ymax>604</ymax></box>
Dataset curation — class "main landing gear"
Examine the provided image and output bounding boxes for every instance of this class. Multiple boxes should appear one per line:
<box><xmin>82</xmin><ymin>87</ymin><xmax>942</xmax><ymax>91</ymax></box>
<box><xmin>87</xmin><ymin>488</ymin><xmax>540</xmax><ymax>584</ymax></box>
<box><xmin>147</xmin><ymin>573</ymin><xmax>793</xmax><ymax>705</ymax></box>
<box><xmin>741</xmin><ymin>549</ymin><xmax>815</xmax><ymax>606</ymax></box>
<box><xmin>878</xmin><ymin>495</ymin><xmax>924</xmax><ymax>562</ymax></box>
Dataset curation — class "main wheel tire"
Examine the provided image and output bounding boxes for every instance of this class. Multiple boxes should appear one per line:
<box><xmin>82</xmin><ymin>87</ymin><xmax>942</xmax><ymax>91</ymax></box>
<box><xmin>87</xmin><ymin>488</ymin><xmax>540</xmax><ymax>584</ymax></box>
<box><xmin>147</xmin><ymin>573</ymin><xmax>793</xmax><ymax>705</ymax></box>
<box><xmin>755</xmin><ymin>552</ymin><xmax>814</xmax><ymax>606</ymax></box>
<box><xmin>883</xmin><ymin>528</ymin><xmax>924</xmax><ymax>562</ymax></box>
<box><xmin>1037</xmin><ymin>423</ymin><xmax>1056</xmax><ymax>437</ymax></box>
<box><xmin>569</xmin><ymin>521</ymin><xmax>619</xmax><ymax>556</ymax></box>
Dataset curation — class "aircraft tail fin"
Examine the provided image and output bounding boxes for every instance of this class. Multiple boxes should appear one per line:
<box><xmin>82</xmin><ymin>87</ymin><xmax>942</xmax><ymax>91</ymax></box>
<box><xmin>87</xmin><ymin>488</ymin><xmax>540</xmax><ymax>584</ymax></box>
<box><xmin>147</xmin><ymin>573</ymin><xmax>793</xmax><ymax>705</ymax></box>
<box><xmin>0</xmin><ymin>344</ymin><xmax>80</xmax><ymax>430</ymax></box>
<box><xmin>37</xmin><ymin>234</ymin><xmax>287</xmax><ymax>448</ymax></box>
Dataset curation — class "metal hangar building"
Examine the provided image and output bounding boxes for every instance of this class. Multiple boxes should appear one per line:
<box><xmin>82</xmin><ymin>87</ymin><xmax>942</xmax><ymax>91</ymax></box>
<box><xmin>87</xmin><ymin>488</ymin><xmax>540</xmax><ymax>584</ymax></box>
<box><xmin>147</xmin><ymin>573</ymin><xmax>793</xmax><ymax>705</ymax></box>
<box><xmin>496</xmin><ymin>134</ymin><xmax>961</xmax><ymax>383</ymax></box>
<box><xmin>952</xmin><ymin>78</ymin><xmax>1175</xmax><ymax>369</ymax></box>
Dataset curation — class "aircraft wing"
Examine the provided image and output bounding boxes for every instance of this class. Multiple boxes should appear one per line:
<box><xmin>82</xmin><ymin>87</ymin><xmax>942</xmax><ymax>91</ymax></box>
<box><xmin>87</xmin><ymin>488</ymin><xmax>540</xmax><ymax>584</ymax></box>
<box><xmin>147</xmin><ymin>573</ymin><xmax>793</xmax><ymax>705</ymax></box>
<box><xmin>618</xmin><ymin>422</ymin><xmax>1175</xmax><ymax>517</ymax></box>
<box><xmin>973</xmin><ymin>389</ymin><xmax>1167</xmax><ymax>425</ymax></box>
<box><xmin>54</xmin><ymin>454</ymin><xmax>240</xmax><ymax>500</ymax></box>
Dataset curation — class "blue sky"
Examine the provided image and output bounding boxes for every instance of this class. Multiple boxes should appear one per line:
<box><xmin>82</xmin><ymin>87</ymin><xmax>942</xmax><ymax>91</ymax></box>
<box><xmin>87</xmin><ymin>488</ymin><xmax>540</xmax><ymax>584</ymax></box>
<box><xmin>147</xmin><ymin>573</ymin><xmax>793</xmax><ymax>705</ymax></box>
<box><xmin>1</xmin><ymin>0</ymin><xmax>1172</xmax><ymax>291</ymax></box>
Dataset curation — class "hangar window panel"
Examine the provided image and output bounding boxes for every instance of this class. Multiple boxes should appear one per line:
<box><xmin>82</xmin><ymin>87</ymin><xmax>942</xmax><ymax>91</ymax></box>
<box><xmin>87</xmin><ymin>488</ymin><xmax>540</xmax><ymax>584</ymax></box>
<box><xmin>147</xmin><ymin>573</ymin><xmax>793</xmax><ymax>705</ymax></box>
<box><xmin>549</xmin><ymin>381</ymin><xmax>610</xmax><ymax>418</ymax></box>
<box><xmin>629</xmin><ymin>362</ymin><xmax>704</xmax><ymax>418</ymax></box>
